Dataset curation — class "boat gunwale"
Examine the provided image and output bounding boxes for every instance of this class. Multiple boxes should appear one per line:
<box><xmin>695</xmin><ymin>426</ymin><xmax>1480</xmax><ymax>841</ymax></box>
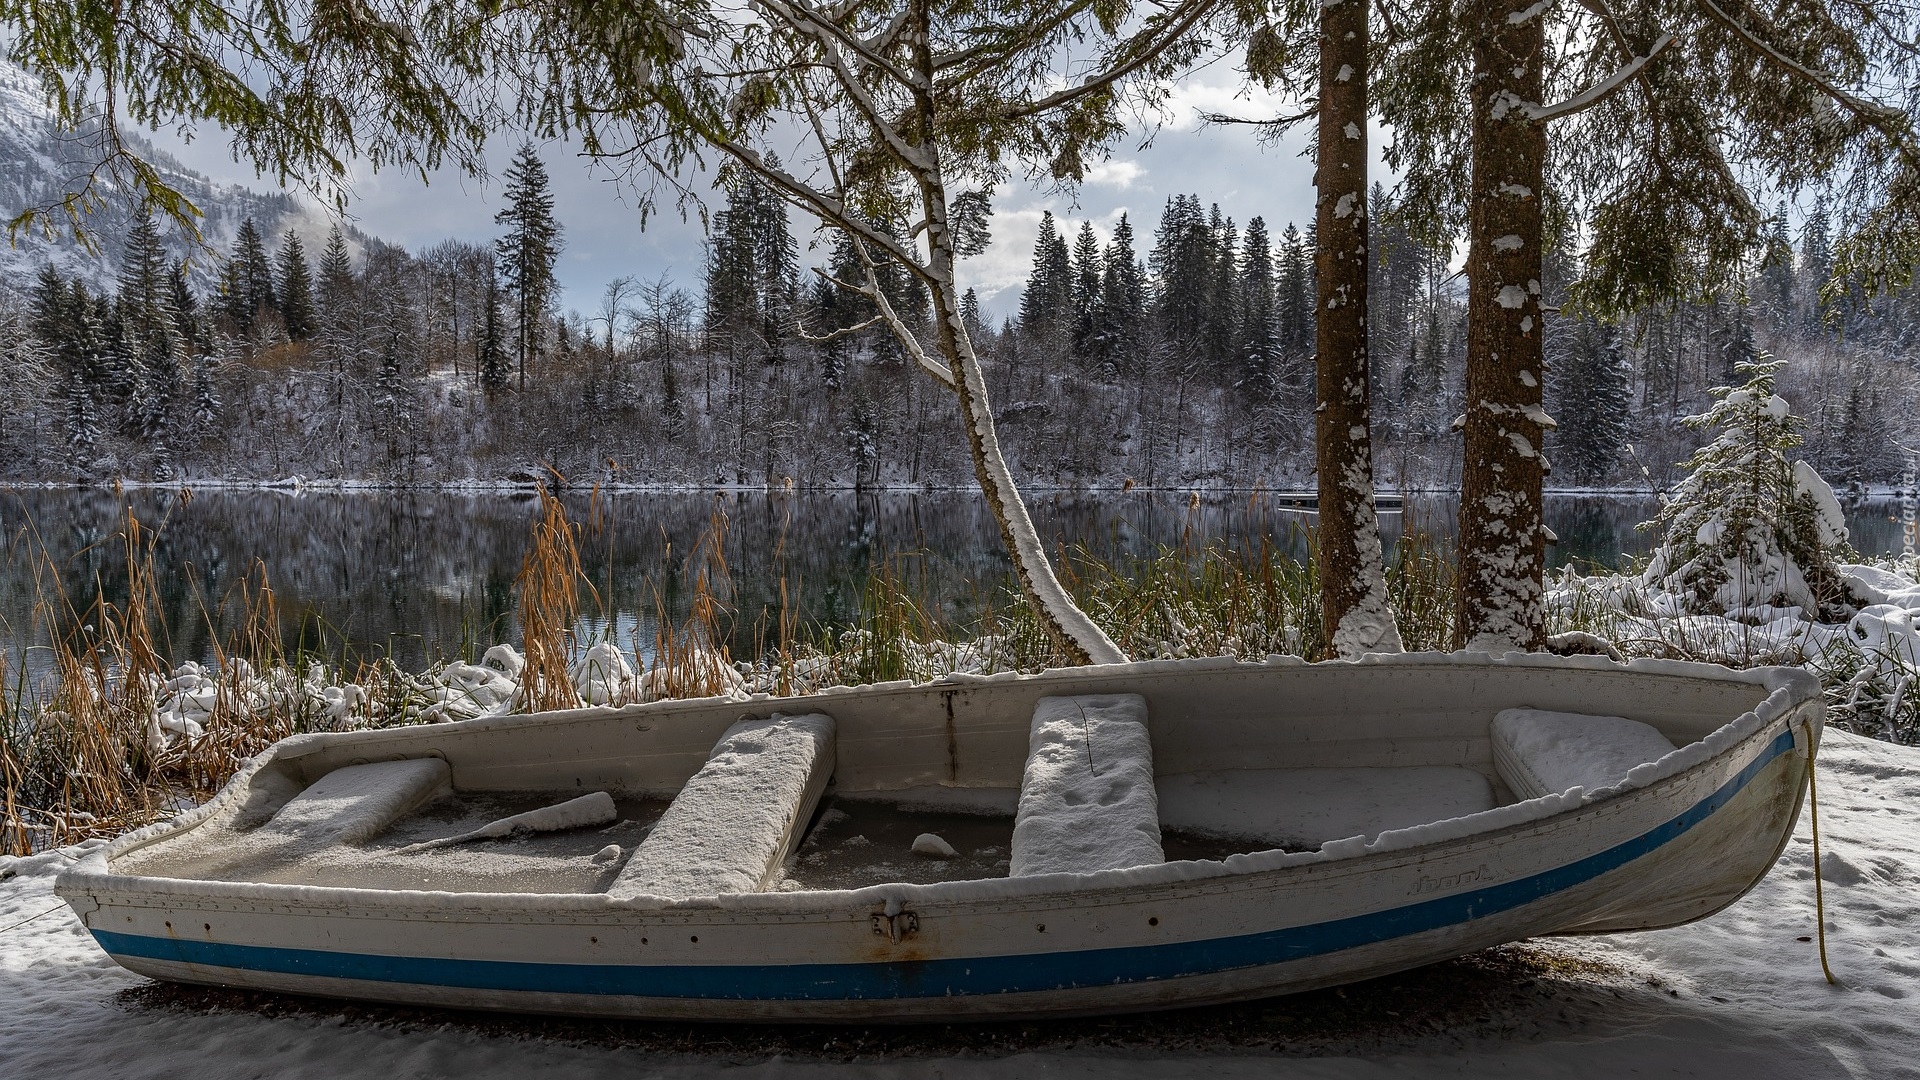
<box><xmin>56</xmin><ymin>653</ymin><xmax>1820</xmax><ymax>920</ymax></box>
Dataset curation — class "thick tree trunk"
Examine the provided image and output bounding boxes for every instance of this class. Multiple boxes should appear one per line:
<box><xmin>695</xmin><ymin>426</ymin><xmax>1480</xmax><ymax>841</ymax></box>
<box><xmin>1458</xmin><ymin>0</ymin><xmax>1549</xmax><ymax>652</ymax></box>
<box><xmin>906</xmin><ymin>9</ymin><xmax>1124</xmax><ymax>667</ymax></box>
<box><xmin>1313</xmin><ymin>0</ymin><xmax>1404</xmax><ymax>659</ymax></box>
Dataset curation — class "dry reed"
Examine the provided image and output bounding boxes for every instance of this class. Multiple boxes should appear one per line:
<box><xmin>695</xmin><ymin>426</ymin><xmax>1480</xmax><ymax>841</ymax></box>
<box><xmin>641</xmin><ymin>504</ymin><xmax>739</xmax><ymax>699</ymax></box>
<box><xmin>514</xmin><ymin>483</ymin><xmax>591</xmax><ymax>711</ymax></box>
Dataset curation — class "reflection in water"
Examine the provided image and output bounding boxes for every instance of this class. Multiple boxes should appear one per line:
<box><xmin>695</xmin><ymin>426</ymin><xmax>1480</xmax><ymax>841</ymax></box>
<box><xmin>0</xmin><ymin>488</ymin><xmax>1907</xmax><ymax>670</ymax></box>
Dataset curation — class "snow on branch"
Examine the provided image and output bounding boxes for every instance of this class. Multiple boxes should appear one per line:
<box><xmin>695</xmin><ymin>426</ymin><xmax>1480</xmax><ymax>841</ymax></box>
<box><xmin>1693</xmin><ymin>0</ymin><xmax>1916</xmax><ymax>157</ymax></box>
<box><xmin>1003</xmin><ymin>0</ymin><xmax>1216</xmax><ymax>119</ymax></box>
<box><xmin>755</xmin><ymin>0</ymin><xmax>923</xmax><ymax>92</ymax></box>
<box><xmin>1506</xmin><ymin>0</ymin><xmax>1553</xmax><ymax>24</ymax></box>
<box><xmin>840</xmin><ymin>239</ymin><xmax>957</xmax><ymax>388</ymax></box>
<box><xmin>796</xmin><ymin>305</ymin><xmax>888</xmax><ymax>344</ymax></box>
<box><xmin>714</xmin><ymin>139</ymin><xmax>927</xmax><ymax>287</ymax></box>
<box><xmin>1529</xmin><ymin>33</ymin><xmax>1675</xmax><ymax>121</ymax></box>
<box><xmin>756</xmin><ymin>0</ymin><xmax>937</xmax><ymax>176</ymax></box>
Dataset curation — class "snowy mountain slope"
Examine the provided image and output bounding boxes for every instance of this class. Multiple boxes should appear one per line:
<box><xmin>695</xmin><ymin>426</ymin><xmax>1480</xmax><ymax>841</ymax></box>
<box><xmin>0</xmin><ymin>60</ymin><xmax>344</xmax><ymax>296</ymax></box>
<box><xmin>0</xmin><ymin>729</ymin><xmax>1910</xmax><ymax>1079</ymax></box>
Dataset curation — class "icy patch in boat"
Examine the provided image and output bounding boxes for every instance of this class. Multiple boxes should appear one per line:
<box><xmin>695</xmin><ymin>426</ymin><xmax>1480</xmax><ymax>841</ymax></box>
<box><xmin>836</xmin><ymin>785</ymin><xmax>1020</xmax><ymax>817</ymax></box>
<box><xmin>774</xmin><ymin>798</ymin><xmax>1014</xmax><ymax>891</ymax></box>
<box><xmin>1157</xmin><ymin>767</ymin><xmax>1498</xmax><ymax>853</ymax></box>
<box><xmin>396</xmin><ymin>791</ymin><xmax>618</xmax><ymax>852</ymax></box>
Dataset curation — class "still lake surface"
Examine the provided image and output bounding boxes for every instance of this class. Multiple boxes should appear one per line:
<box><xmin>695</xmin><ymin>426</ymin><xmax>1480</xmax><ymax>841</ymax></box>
<box><xmin>1</xmin><ymin>487</ymin><xmax>1911</xmax><ymax>670</ymax></box>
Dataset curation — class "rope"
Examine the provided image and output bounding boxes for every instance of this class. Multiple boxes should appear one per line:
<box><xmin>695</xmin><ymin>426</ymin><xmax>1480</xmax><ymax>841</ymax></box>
<box><xmin>1802</xmin><ymin>719</ymin><xmax>1837</xmax><ymax>985</ymax></box>
<box><xmin>0</xmin><ymin>904</ymin><xmax>65</xmax><ymax>937</ymax></box>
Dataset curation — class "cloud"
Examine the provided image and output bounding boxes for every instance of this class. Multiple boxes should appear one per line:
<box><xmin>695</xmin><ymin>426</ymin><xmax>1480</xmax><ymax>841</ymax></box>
<box><xmin>1083</xmin><ymin>160</ymin><xmax>1144</xmax><ymax>189</ymax></box>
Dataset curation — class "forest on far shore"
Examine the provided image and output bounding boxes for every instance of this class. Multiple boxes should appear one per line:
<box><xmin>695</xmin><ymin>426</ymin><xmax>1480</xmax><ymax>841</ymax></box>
<box><xmin>0</xmin><ymin>150</ymin><xmax>1913</xmax><ymax>493</ymax></box>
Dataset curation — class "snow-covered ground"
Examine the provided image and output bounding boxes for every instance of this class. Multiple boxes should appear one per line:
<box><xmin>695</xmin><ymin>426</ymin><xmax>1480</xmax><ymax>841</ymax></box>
<box><xmin>2</xmin><ymin>729</ymin><xmax>1910</xmax><ymax>1080</ymax></box>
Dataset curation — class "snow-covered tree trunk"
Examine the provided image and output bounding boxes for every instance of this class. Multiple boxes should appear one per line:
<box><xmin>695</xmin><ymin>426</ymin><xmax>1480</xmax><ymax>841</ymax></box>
<box><xmin>907</xmin><ymin>10</ymin><xmax>1125</xmax><ymax>667</ymax></box>
<box><xmin>1457</xmin><ymin>0</ymin><xmax>1549</xmax><ymax>653</ymax></box>
<box><xmin>1313</xmin><ymin>0</ymin><xmax>1404</xmax><ymax>659</ymax></box>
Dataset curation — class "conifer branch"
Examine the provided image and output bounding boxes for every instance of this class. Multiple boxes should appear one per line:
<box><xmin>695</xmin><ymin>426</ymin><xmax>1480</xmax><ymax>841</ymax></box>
<box><xmin>1003</xmin><ymin>0</ymin><xmax>1218</xmax><ymax>119</ymax></box>
<box><xmin>1694</xmin><ymin>0</ymin><xmax>1919</xmax><ymax>167</ymax></box>
<box><xmin>1529</xmin><ymin>33</ymin><xmax>1675</xmax><ymax>121</ymax></box>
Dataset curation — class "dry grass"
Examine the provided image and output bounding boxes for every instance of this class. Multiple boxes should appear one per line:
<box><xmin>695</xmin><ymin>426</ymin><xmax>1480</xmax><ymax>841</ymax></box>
<box><xmin>639</xmin><ymin>504</ymin><xmax>740</xmax><ymax>699</ymax></box>
<box><xmin>1</xmin><ymin>511</ymin><xmax>437</xmax><ymax>854</ymax></box>
<box><xmin>515</xmin><ymin>483</ymin><xmax>592</xmax><ymax>711</ymax></box>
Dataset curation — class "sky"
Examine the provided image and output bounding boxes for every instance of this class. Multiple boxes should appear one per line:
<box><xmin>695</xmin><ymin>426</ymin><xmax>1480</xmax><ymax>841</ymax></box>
<box><xmin>150</xmin><ymin>63</ymin><xmax>1363</xmax><ymax>323</ymax></box>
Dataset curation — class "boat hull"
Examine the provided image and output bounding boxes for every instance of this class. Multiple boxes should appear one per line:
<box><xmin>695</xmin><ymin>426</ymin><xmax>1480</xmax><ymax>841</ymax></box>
<box><xmin>58</xmin><ymin>655</ymin><xmax>1819</xmax><ymax>1021</ymax></box>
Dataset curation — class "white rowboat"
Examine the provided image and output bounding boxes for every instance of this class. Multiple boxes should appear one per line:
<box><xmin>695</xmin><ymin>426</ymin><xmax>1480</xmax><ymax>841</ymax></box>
<box><xmin>56</xmin><ymin>652</ymin><xmax>1822</xmax><ymax>1021</ymax></box>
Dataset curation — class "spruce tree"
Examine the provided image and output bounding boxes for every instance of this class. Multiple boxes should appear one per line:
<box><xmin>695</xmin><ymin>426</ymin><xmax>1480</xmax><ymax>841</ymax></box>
<box><xmin>1800</xmin><ymin>199</ymin><xmax>1835</xmax><ymax>330</ymax></box>
<box><xmin>1548</xmin><ymin>317</ymin><xmax>1631</xmax><ymax>483</ymax></box>
<box><xmin>704</xmin><ymin>180</ymin><xmax>761</xmax><ymax>363</ymax></box>
<box><xmin>1237</xmin><ymin>216</ymin><xmax>1277</xmax><ymax>394</ymax></box>
<box><xmin>1276</xmin><ymin>223</ymin><xmax>1313</xmax><ymax>362</ymax></box>
<box><xmin>1399</xmin><ymin>305</ymin><xmax>1451</xmax><ymax>436</ymax></box>
<box><xmin>1152</xmin><ymin>195</ymin><xmax>1213</xmax><ymax>356</ymax></box>
<box><xmin>191</xmin><ymin>354</ymin><xmax>220</xmax><ymax>427</ymax></box>
<box><xmin>169</xmin><ymin>259</ymin><xmax>207</xmax><ymax>356</ymax></box>
<box><xmin>102</xmin><ymin>297</ymin><xmax>143</xmax><ymax>429</ymax></box>
<box><xmin>1204</xmin><ymin>207</ymin><xmax>1237</xmax><ymax>375</ymax></box>
<box><xmin>63</xmin><ymin>366</ymin><xmax>99</xmax><ymax>459</ymax></box>
<box><xmin>749</xmin><ymin>176</ymin><xmax>798</xmax><ymax>359</ymax></box>
<box><xmin>54</xmin><ymin>280</ymin><xmax>105</xmax><ymax>458</ymax></box>
<box><xmin>1758</xmin><ymin>205</ymin><xmax>1796</xmax><ymax>328</ymax></box>
<box><xmin>494</xmin><ymin>141</ymin><xmax>564</xmax><ymax>390</ymax></box>
<box><xmin>1367</xmin><ymin>183</ymin><xmax>1421</xmax><ymax>421</ymax></box>
<box><xmin>277</xmin><ymin>230</ymin><xmax>316</xmax><ymax>340</ymax></box>
<box><xmin>221</xmin><ymin>218</ymin><xmax>278</xmax><ymax>342</ymax></box>
<box><xmin>117</xmin><ymin>215</ymin><xmax>171</xmax><ymax>344</ymax></box>
<box><xmin>374</xmin><ymin>332</ymin><xmax>413</xmax><ymax>464</ymax></box>
<box><xmin>479</xmin><ymin>271</ymin><xmax>510</xmax><ymax>401</ymax></box>
<box><xmin>316</xmin><ymin>226</ymin><xmax>357</xmax><ymax>356</ymax></box>
<box><xmin>1019</xmin><ymin>211</ymin><xmax>1071</xmax><ymax>353</ymax></box>
<box><xmin>960</xmin><ymin>287</ymin><xmax>989</xmax><ymax>350</ymax></box>
<box><xmin>1070</xmin><ymin>220</ymin><xmax>1103</xmax><ymax>368</ymax></box>
<box><xmin>1642</xmin><ymin>359</ymin><xmax>1854</xmax><ymax>621</ymax></box>
<box><xmin>1707</xmin><ymin>294</ymin><xmax>1758</xmax><ymax>387</ymax></box>
<box><xmin>1099</xmin><ymin>214</ymin><xmax>1146</xmax><ymax>376</ymax></box>
<box><xmin>30</xmin><ymin>266</ymin><xmax>66</xmax><ymax>346</ymax></box>
<box><xmin>138</xmin><ymin>329</ymin><xmax>181</xmax><ymax>441</ymax></box>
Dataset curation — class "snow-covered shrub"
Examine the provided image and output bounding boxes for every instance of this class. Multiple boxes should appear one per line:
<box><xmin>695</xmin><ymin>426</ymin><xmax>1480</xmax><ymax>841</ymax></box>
<box><xmin>1641</xmin><ymin>359</ymin><xmax>1856</xmax><ymax>621</ymax></box>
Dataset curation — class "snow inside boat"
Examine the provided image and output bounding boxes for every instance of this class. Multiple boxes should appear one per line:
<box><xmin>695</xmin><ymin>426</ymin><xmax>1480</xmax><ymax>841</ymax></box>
<box><xmin>56</xmin><ymin>652</ymin><xmax>1823</xmax><ymax>1021</ymax></box>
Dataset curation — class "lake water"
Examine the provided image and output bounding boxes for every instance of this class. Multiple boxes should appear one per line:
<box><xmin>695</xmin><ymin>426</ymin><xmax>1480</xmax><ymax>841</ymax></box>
<box><xmin>1</xmin><ymin>488</ymin><xmax>1910</xmax><ymax>670</ymax></box>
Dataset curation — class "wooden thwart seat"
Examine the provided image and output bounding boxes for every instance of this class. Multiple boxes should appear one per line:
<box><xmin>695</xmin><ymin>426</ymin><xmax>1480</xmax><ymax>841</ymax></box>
<box><xmin>1491</xmin><ymin>708</ymin><xmax>1679</xmax><ymax>800</ymax></box>
<box><xmin>609</xmin><ymin>712</ymin><xmax>836</xmax><ymax>899</ymax></box>
<box><xmin>257</xmin><ymin>758</ymin><xmax>453</xmax><ymax>846</ymax></box>
<box><xmin>1011</xmin><ymin>694</ymin><xmax>1164</xmax><ymax>877</ymax></box>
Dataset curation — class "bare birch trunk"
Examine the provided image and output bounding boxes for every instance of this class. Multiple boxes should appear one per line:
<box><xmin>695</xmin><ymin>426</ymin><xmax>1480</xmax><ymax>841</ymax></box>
<box><xmin>1458</xmin><ymin>0</ymin><xmax>1549</xmax><ymax>652</ymax></box>
<box><xmin>1314</xmin><ymin>0</ymin><xmax>1404</xmax><ymax>659</ymax></box>
<box><xmin>907</xmin><ymin>5</ymin><xmax>1125</xmax><ymax>666</ymax></box>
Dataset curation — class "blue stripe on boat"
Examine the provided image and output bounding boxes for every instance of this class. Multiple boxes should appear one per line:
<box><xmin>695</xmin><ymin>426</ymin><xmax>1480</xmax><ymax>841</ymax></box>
<box><xmin>91</xmin><ymin>729</ymin><xmax>1797</xmax><ymax>1001</ymax></box>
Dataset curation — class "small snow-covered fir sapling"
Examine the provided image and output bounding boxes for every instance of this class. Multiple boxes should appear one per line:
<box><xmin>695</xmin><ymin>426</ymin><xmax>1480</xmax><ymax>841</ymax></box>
<box><xmin>1641</xmin><ymin>358</ymin><xmax>1857</xmax><ymax>621</ymax></box>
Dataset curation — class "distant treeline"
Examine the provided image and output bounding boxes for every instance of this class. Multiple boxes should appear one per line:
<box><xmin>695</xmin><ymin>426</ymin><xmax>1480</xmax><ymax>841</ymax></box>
<box><xmin>0</xmin><ymin>170</ymin><xmax>1913</xmax><ymax>490</ymax></box>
